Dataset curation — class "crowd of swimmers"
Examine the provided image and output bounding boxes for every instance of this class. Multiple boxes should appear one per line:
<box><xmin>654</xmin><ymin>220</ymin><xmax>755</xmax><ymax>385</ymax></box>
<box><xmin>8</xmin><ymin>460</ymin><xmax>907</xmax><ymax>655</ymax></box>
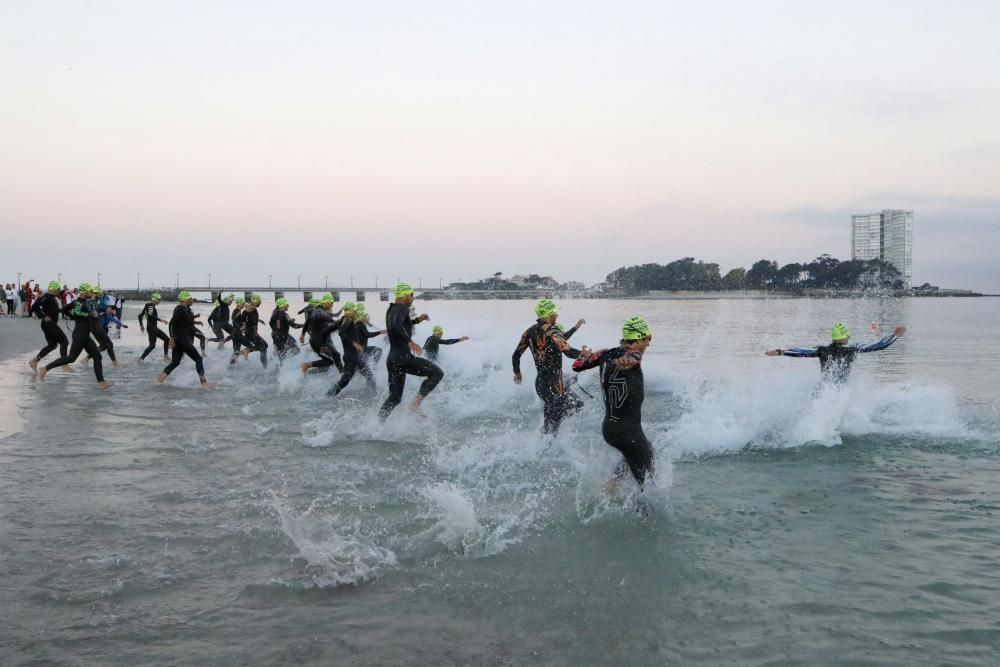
<box><xmin>24</xmin><ymin>280</ymin><xmax>906</xmax><ymax>493</ymax></box>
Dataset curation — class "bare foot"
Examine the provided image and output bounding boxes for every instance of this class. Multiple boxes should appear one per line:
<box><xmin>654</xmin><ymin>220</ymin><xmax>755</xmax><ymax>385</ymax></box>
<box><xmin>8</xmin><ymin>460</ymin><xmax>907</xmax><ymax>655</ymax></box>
<box><xmin>408</xmin><ymin>397</ymin><xmax>427</xmax><ymax>417</ymax></box>
<box><xmin>112</xmin><ymin>361</ymin><xmax>124</xmax><ymax>369</ymax></box>
<box><xmin>301</xmin><ymin>363</ymin><xmax>311</xmax><ymax>377</ymax></box>
<box><xmin>97</xmin><ymin>381</ymin><xmax>113</xmax><ymax>390</ymax></box>
<box><xmin>37</xmin><ymin>366</ymin><xmax>49</xmax><ymax>381</ymax></box>
<box><xmin>28</xmin><ymin>358</ymin><xmax>38</xmax><ymax>372</ymax></box>
<box><xmin>157</xmin><ymin>372</ymin><xmax>168</xmax><ymax>384</ymax></box>
<box><xmin>62</xmin><ymin>366</ymin><xmax>76</xmax><ymax>374</ymax></box>
<box><xmin>199</xmin><ymin>375</ymin><xmax>208</xmax><ymax>386</ymax></box>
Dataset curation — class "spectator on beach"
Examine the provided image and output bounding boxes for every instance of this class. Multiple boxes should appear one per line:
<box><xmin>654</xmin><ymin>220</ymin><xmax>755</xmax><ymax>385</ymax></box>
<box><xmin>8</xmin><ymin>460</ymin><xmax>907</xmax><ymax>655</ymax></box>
<box><xmin>5</xmin><ymin>284</ymin><xmax>14</xmax><ymax>315</ymax></box>
<box><xmin>12</xmin><ymin>283</ymin><xmax>22</xmax><ymax>316</ymax></box>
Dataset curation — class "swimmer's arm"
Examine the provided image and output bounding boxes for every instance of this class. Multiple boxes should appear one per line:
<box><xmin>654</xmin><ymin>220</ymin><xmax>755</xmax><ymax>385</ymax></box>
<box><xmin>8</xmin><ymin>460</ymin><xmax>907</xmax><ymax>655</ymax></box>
<box><xmin>572</xmin><ymin>349</ymin><xmax>604</xmax><ymax>372</ymax></box>
<box><xmin>768</xmin><ymin>347</ymin><xmax>818</xmax><ymax>357</ymax></box>
<box><xmin>552</xmin><ymin>332</ymin><xmax>581</xmax><ymax>359</ymax></box>
<box><xmin>512</xmin><ymin>333</ymin><xmax>530</xmax><ymax>378</ymax></box>
<box><xmin>857</xmin><ymin>328</ymin><xmax>904</xmax><ymax>353</ymax></box>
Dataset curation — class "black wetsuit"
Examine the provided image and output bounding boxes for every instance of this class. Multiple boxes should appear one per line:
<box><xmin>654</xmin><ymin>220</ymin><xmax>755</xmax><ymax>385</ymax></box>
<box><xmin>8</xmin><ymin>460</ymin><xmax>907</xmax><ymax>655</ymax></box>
<box><xmin>378</xmin><ymin>303</ymin><xmax>443</xmax><ymax>421</ymax></box>
<box><xmin>423</xmin><ymin>335</ymin><xmax>462</xmax><ymax>361</ymax></box>
<box><xmin>208</xmin><ymin>298</ymin><xmax>233</xmax><ymax>342</ymax></box>
<box><xmin>228</xmin><ymin>308</ymin><xmax>245</xmax><ymax>357</ymax></box>
<box><xmin>512</xmin><ymin>320</ymin><xmax>583</xmax><ymax>434</ymax></box>
<box><xmin>139</xmin><ymin>302</ymin><xmax>169</xmax><ymax>360</ymax></box>
<box><xmin>44</xmin><ymin>298</ymin><xmax>105</xmax><ymax>382</ymax></box>
<box><xmin>781</xmin><ymin>334</ymin><xmax>900</xmax><ymax>384</ymax></box>
<box><xmin>331</xmin><ymin>319</ymin><xmax>380</xmax><ymax>395</ymax></box>
<box><xmin>31</xmin><ymin>293</ymin><xmax>69</xmax><ymax>362</ymax></box>
<box><xmin>269</xmin><ymin>309</ymin><xmax>302</xmax><ymax>359</ymax></box>
<box><xmin>298</xmin><ymin>304</ymin><xmax>315</xmax><ymax>337</ymax></box>
<box><xmin>306</xmin><ymin>307</ymin><xmax>344</xmax><ymax>372</ymax></box>
<box><xmin>241</xmin><ymin>307</ymin><xmax>269</xmax><ymax>367</ymax></box>
<box><xmin>89</xmin><ymin>307</ymin><xmax>118</xmax><ymax>363</ymax></box>
<box><xmin>162</xmin><ymin>304</ymin><xmax>205</xmax><ymax>377</ymax></box>
<box><xmin>573</xmin><ymin>347</ymin><xmax>653</xmax><ymax>485</ymax></box>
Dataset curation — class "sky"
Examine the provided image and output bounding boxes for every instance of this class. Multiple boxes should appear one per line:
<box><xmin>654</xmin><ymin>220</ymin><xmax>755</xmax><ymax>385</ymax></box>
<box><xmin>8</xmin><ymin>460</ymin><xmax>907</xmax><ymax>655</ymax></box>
<box><xmin>2</xmin><ymin>1</ymin><xmax>999</xmax><ymax>291</ymax></box>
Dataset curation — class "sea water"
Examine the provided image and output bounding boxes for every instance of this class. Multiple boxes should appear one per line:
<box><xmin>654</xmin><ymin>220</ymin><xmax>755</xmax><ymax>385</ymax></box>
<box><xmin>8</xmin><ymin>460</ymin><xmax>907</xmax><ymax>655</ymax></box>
<box><xmin>1</xmin><ymin>297</ymin><xmax>998</xmax><ymax>665</ymax></box>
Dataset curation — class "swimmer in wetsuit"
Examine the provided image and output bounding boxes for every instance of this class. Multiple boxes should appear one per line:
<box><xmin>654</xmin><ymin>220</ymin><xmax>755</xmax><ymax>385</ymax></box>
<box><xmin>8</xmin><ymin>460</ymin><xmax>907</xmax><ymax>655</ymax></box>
<box><xmin>29</xmin><ymin>281</ymin><xmax>71</xmax><ymax>372</ymax></box>
<box><xmin>573</xmin><ymin>316</ymin><xmax>653</xmax><ymax>488</ymax></box>
<box><xmin>81</xmin><ymin>288</ymin><xmax>126</xmax><ymax>368</ymax></box>
<box><xmin>377</xmin><ymin>283</ymin><xmax>443</xmax><ymax>420</ymax></box>
<box><xmin>226</xmin><ymin>297</ymin><xmax>247</xmax><ymax>362</ymax></box>
<box><xmin>37</xmin><ymin>283</ymin><xmax>111</xmax><ymax>389</ymax></box>
<box><xmin>298</xmin><ymin>298</ymin><xmax>319</xmax><ymax>344</ymax></box>
<box><xmin>301</xmin><ymin>293</ymin><xmax>345</xmax><ymax>375</ymax></box>
<box><xmin>208</xmin><ymin>294</ymin><xmax>234</xmax><ymax>347</ymax></box>
<box><xmin>512</xmin><ymin>299</ymin><xmax>587</xmax><ymax>435</ymax></box>
<box><xmin>138</xmin><ymin>293</ymin><xmax>170</xmax><ymax>362</ymax></box>
<box><xmin>423</xmin><ymin>325</ymin><xmax>469</xmax><ymax>361</ymax></box>
<box><xmin>329</xmin><ymin>304</ymin><xmax>385</xmax><ymax>396</ymax></box>
<box><xmin>158</xmin><ymin>291</ymin><xmax>207</xmax><ymax>386</ymax></box>
<box><xmin>269</xmin><ymin>297</ymin><xmax>302</xmax><ymax>361</ymax></box>
<box><xmin>766</xmin><ymin>322</ymin><xmax>907</xmax><ymax>384</ymax></box>
<box><xmin>239</xmin><ymin>294</ymin><xmax>269</xmax><ymax>367</ymax></box>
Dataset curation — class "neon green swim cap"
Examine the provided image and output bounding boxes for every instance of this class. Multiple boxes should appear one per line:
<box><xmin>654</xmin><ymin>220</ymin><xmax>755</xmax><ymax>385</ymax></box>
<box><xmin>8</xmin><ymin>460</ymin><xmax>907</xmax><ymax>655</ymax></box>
<box><xmin>394</xmin><ymin>282</ymin><xmax>414</xmax><ymax>298</ymax></box>
<box><xmin>151</xmin><ymin>292</ymin><xmax>161</xmax><ymax>300</ymax></box>
<box><xmin>92</xmin><ymin>287</ymin><xmax>104</xmax><ymax>296</ymax></box>
<box><xmin>343</xmin><ymin>302</ymin><xmax>358</xmax><ymax>313</ymax></box>
<box><xmin>622</xmin><ymin>316</ymin><xmax>652</xmax><ymax>341</ymax></box>
<box><xmin>320</xmin><ymin>292</ymin><xmax>334</xmax><ymax>304</ymax></box>
<box><xmin>250</xmin><ymin>293</ymin><xmax>261</xmax><ymax>304</ymax></box>
<box><xmin>535</xmin><ymin>299</ymin><xmax>557</xmax><ymax>319</ymax></box>
<box><xmin>309</xmin><ymin>297</ymin><xmax>320</xmax><ymax>306</ymax></box>
<box><xmin>235</xmin><ymin>297</ymin><xmax>245</xmax><ymax>305</ymax></box>
<box><xmin>356</xmin><ymin>309</ymin><xmax>368</xmax><ymax>319</ymax></box>
<box><xmin>831</xmin><ymin>323</ymin><xmax>850</xmax><ymax>341</ymax></box>
<box><xmin>223</xmin><ymin>294</ymin><xmax>234</xmax><ymax>304</ymax></box>
<box><xmin>275</xmin><ymin>297</ymin><xmax>289</xmax><ymax>308</ymax></box>
<box><xmin>178</xmin><ymin>290</ymin><xmax>192</xmax><ymax>301</ymax></box>
<box><xmin>48</xmin><ymin>280</ymin><xmax>60</xmax><ymax>291</ymax></box>
<box><xmin>79</xmin><ymin>283</ymin><xmax>92</xmax><ymax>293</ymax></box>
<box><xmin>432</xmin><ymin>325</ymin><xmax>444</xmax><ymax>336</ymax></box>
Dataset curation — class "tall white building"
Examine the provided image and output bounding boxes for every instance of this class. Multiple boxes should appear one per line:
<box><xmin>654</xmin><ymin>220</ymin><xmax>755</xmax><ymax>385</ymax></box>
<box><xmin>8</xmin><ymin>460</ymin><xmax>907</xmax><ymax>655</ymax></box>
<box><xmin>851</xmin><ymin>209</ymin><xmax>913</xmax><ymax>288</ymax></box>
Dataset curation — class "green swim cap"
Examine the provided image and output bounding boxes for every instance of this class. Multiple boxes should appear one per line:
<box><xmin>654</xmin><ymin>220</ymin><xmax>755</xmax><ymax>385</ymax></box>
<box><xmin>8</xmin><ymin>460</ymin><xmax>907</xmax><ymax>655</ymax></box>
<box><xmin>342</xmin><ymin>302</ymin><xmax>357</xmax><ymax>313</ymax></box>
<box><xmin>831</xmin><ymin>323</ymin><xmax>850</xmax><ymax>341</ymax></box>
<box><xmin>79</xmin><ymin>282</ymin><xmax>92</xmax><ymax>293</ymax></box>
<box><xmin>356</xmin><ymin>309</ymin><xmax>368</xmax><ymax>319</ymax></box>
<box><xmin>275</xmin><ymin>297</ymin><xmax>289</xmax><ymax>308</ymax></box>
<box><xmin>250</xmin><ymin>293</ymin><xmax>262</xmax><ymax>304</ymax></box>
<box><xmin>178</xmin><ymin>290</ymin><xmax>192</xmax><ymax>301</ymax></box>
<box><xmin>309</xmin><ymin>297</ymin><xmax>320</xmax><ymax>306</ymax></box>
<box><xmin>223</xmin><ymin>294</ymin><xmax>234</xmax><ymax>304</ymax></box>
<box><xmin>432</xmin><ymin>325</ymin><xmax>444</xmax><ymax>335</ymax></box>
<box><xmin>320</xmin><ymin>292</ymin><xmax>334</xmax><ymax>304</ymax></box>
<box><xmin>535</xmin><ymin>299</ymin><xmax>557</xmax><ymax>319</ymax></box>
<box><xmin>394</xmin><ymin>282</ymin><xmax>414</xmax><ymax>298</ymax></box>
<box><xmin>151</xmin><ymin>292</ymin><xmax>162</xmax><ymax>300</ymax></box>
<box><xmin>92</xmin><ymin>287</ymin><xmax>104</xmax><ymax>296</ymax></box>
<box><xmin>622</xmin><ymin>316</ymin><xmax>652</xmax><ymax>341</ymax></box>
<box><xmin>48</xmin><ymin>280</ymin><xmax>60</xmax><ymax>291</ymax></box>
<box><xmin>235</xmin><ymin>297</ymin><xmax>245</xmax><ymax>305</ymax></box>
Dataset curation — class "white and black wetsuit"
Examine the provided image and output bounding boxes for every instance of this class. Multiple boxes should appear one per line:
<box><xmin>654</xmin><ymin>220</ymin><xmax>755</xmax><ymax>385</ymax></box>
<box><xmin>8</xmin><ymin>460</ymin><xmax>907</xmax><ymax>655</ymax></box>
<box><xmin>31</xmin><ymin>293</ymin><xmax>69</xmax><ymax>362</ymax></box>
<box><xmin>377</xmin><ymin>303</ymin><xmax>443</xmax><ymax>421</ymax></box>
<box><xmin>780</xmin><ymin>334</ymin><xmax>900</xmax><ymax>383</ymax></box>
<box><xmin>139</xmin><ymin>302</ymin><xmax>169</xmax><ymax>360</ymax></box>
<box><xmin>512</xmin><ymin>320</ymin><xmax>582</xmax><ymax>435</ymax></box>
<box><xmin>162</xmin><ymin>304</ymin><xmax>205</xmax><ymax>377</ymax></box>
<box><xmin>573</xmin><ymin>346</ymin><xmax>653</xmax><ymax>486</ymax></box>
<box><xmin>44</xmin><ymin>298</ymin><xmax>105</xmax><ymax>383</ymax></box>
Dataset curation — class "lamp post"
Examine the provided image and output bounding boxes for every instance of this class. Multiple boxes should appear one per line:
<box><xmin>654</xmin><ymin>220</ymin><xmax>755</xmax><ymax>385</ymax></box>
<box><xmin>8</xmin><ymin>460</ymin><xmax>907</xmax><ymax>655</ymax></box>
<box><xmin>325</xmin><ymin>275</ymin><xmax>328</xmax><ymax>289</ymax></box>
<box><xmin>419</xmin><ymin>277</ymin><xmax>423</xmax><ymax>289</ymax></box>
<box><xmin>175</xmin><ymin>273</ymin><xmax>179</xmax><ymax>289</ymax></box>
<box><xmin>97</xmin><ymin>272</ymin><xmax>102</xmax><ymax>287</ymax></box>
<box><xmin>297</xmin><ymin>275</ymin><xmax>301</xmax><ymax>289</ymax></box>
<box><xmin>268</xmin><ymin>274</ymin><xmax>272</xmax><ymax>289</ymax></box>
<box><xmin>439</xmin><ymin>277</ymin><xmax>442</xmax><ymax>289</ymax></box>
<box><xmin>137</xmin><ymin>273</ymin><xmax>140</xmax><ymax>290</ymax></box>
<box><xmin>375</xmin><ymin>276</ymin><xmax>378</xmax><ymax>289</ymax></box>
<box><xmin>350</xmin><ymin>275</ymin><xmax>354</xmax><ymax>288</ymax></box>
<box><xmin>17</xmin><ymin>272</ymin><xmax>22</xmax><ymax>287</ymax></box>
<box><xmin>208</xmin><ymin>273</ymin><xmax>212</xmax><ymax>290</ymax></box>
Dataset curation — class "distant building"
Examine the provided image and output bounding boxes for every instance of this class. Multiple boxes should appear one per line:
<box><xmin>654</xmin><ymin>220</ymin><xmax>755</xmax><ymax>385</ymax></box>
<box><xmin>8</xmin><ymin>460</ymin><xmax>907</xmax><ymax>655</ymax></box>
<box><xmin>851</xmin><ymin>209</ymin><xmax>913</xmax><ymax>288</ymax></box>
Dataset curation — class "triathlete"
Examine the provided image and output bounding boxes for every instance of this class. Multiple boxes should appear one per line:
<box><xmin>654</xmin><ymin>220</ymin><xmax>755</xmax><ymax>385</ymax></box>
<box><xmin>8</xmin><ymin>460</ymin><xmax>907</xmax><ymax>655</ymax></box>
<box><xmin>378</xmin><ymin>283</ymin><xmax>443</xmax><ymax>420</ymax></box>
<box><xmin>239</xmin><ymin>294</ymin><xmax>269</xmax><ymax>367</ymax></box>
<box><xmin>28</xmin><ymin>280</ymin><xmax>70</xmax><ymax>372</ymax></box>
<box><xmin>330</xmin><ymin>304</ymin><xmax>384</xmax><ymax>396</ymax></box>
<box><xmin>297</xmin><ymin>298</ymin><xmax>319</xmax><ymax>344</ymax></box>
<box><xmin>572</xmin><ymin>316</ymin><xmax>654</xmax><ymax>488</ymax></box>
<box><xmin>83</xmin><ymin>288</ymin><xmax>124</xmax><ymax>369</ymax></box>
<box><xmin>766</xmin><ymin>322</ymin><xmax>907</xmax><ymax>384</ymax></box>
<box><xmin>269</xmin><ymin>297</ymin><xmax>303</xmax><ymax>360</ymax></box>
<box><xmin>158</xmin><ymin>291</ymin><xmax>207</xmax><ymax>386</ymax></box>
<box><xmin>138</xmin><ymin>293</ymin><xmax>170</xmax><ymax>362</ymax></box>
<box><xmin>301</xmin><ymin>293</ymin><xmax>345</xmax><ymax>375</ymax></box>
<box><xmin>423</xmin><ymin>325</ymin><xmax>469</xmax><ymax>361</ymax></box>
<box><xmin>512</xmin><ymin>299</ymin><xmax>586</xmax><ymax>435</ymax></box>
<box><xmin>227</xmin><ymin>297</ymin><xmax>246</xmax><ymax>362</ymax></box>
<box><xmin>208</xmin><ymin>294</ymin><xmax>234</xmax><ymax>347</ymax></box>
<box><xmin>37</xmin><ymin>283</ymin><xmax>111</xmax><ymax>389</ymax></box>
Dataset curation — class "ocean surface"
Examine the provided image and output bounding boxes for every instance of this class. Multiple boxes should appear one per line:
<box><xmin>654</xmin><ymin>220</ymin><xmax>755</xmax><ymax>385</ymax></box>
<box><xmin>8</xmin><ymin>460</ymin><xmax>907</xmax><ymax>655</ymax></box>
<box><xmin>1</xmin><ymin>296</ymin><xmax>998</xmax><ymax>666</ymax></box>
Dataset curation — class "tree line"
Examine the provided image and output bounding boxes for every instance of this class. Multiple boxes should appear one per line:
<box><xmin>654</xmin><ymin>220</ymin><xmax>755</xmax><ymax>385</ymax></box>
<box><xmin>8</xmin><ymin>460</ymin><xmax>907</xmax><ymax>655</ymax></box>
<box><xmin>605</xmin><ymin>255</ymin><xmax>904</xmax><ymax>293</ymax></box>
